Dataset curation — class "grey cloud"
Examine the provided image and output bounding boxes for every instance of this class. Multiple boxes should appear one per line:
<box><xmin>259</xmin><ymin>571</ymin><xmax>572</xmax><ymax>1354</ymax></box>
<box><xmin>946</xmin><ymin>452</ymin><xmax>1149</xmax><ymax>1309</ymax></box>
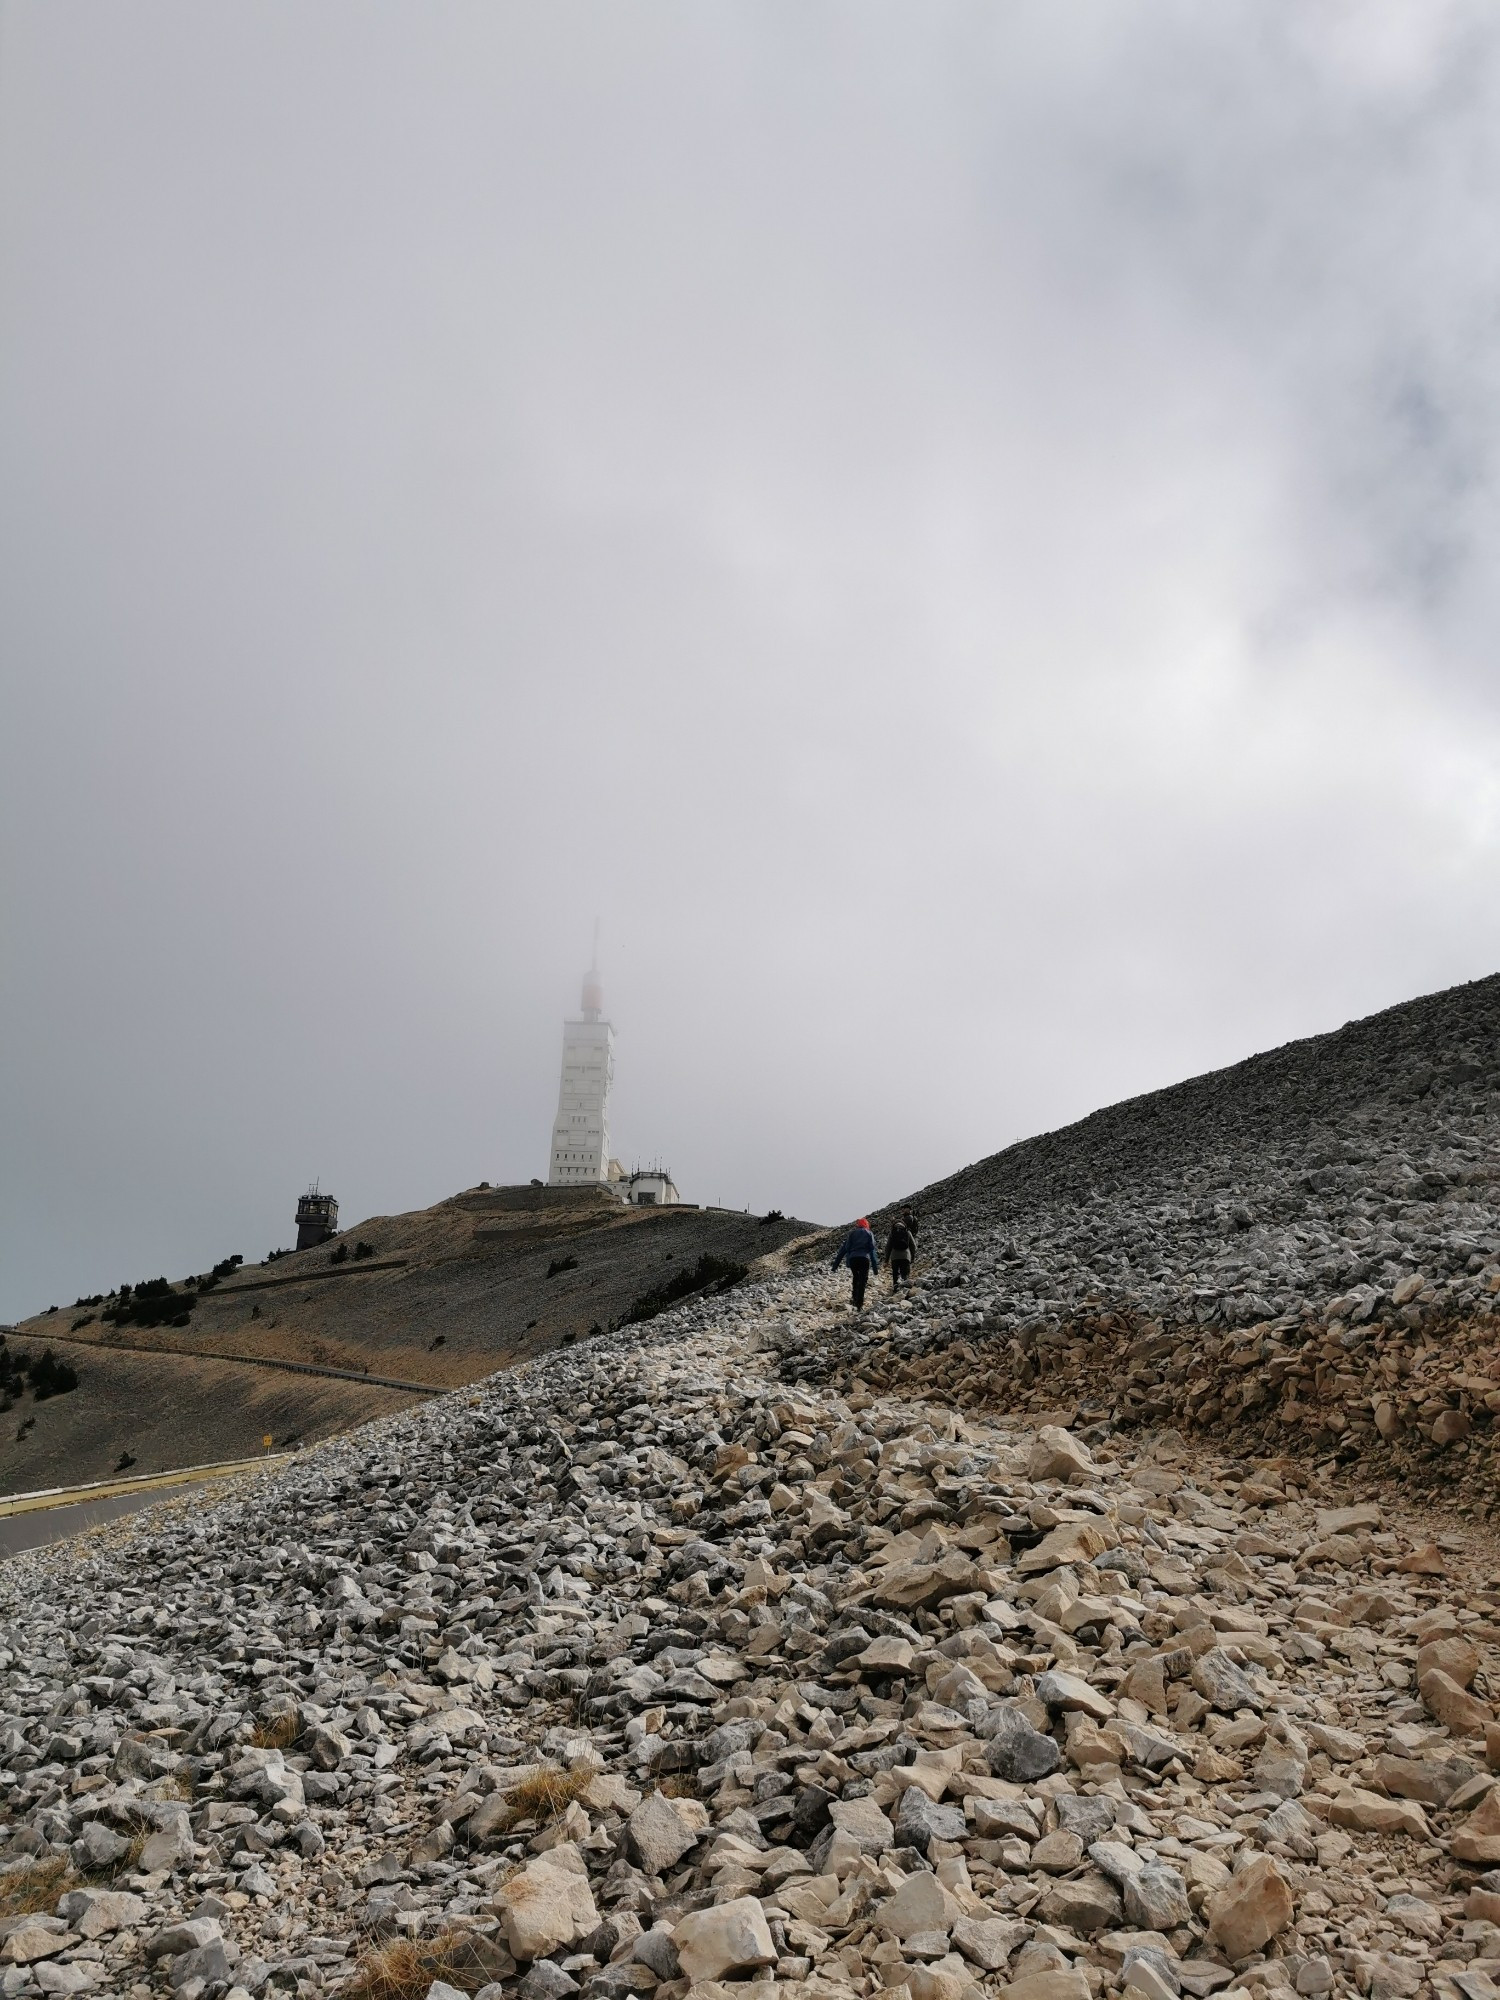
<box><xmin>3</xmin><ymin>2</ymin><xmax>1499</xmax><ymax>1317</ymax></box>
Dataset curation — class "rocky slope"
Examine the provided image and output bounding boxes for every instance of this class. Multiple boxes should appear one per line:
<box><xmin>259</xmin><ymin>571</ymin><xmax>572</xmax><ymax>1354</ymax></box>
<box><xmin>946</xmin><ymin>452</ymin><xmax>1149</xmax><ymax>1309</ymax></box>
<box><xmin>3</xmin><ymin>1254</ymin><xmax>1500</xmax><ymax>2000</ymax></box>
<box><xmin>3</xmin><ymin>975</ymin><xmax>1499</xmax><ymax>2000</ymax></box>
<box><xmin>788</xmin><ymin>975</ymin><xmax>1500</xmax><ymax>1504</ymax></box>
<box><xmin>0</xmin><ymin>1189</ymin><xmax>811</xmax><ymax>1495</ymax></box>
<box><xmin>881</xmin><ymin>973</ymin><xmax>1500</xmax><ymax>1342</ymax></box>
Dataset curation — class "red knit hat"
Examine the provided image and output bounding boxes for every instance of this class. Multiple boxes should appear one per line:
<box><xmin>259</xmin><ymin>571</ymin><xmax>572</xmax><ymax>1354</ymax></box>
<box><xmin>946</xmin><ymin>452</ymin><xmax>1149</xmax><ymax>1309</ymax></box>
<box><xmin>856</xmin><ymin>1217</ymin><xmax>869</xmax><ymax>1229</ymax></box>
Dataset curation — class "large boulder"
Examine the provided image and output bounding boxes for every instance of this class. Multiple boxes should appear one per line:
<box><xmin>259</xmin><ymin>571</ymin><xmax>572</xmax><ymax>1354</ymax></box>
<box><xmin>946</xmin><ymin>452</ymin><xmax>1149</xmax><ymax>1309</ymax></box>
<box><xmin>671</xmin><ymin>1896</ymin><xmax>776</xmax><ymax>1981</ymax></box>
<box><xmin>895</xmin><ymin>1784</ymin><xmax>967</xmax><ymax>1852</ymax></box>
<box><xmin>1420</xmin><ymin>1668</ymin><xmax>1491</xmax><ymax>1737</ymax></box>
<box><xmin>951</xmin><ymin>1916</ymin><xmax>1025</xmax><ymax>1972</ymax></box>
<box><xmin>112</xmin><ymin>1734</ymin><xmax>180</xmax><ymax>1781</ymax></box>
<box><xmin>1037</xmin><ymin>1872</ymin><xmax>1122</xmax><ymax>1934</ymax></box>
<box><xmin>856</xmin><ymin>1635</ymin><xmax>916</xmax><ymax>1675</ymax></box>
<box><xmin>1027</xmin><ymin>1426</ymin><xmax>1097</xmax><ymax>1484</ymax></box>
<box><xmin>55</xmin><ymin>1888</ymin><xmax>146</xmax><ymax>1939</ymax></box>
<box><xmin>876</xmin><ymin>1870</ymin><xmax>964</xmax><ymax>1939</ymax></box>
<box><xmin>1017</xmin><ymin>1520</ymin><xmax>1114</xmax><ymax>1575</ymax></box>
<box><xmin>1206</xmin><ymin>1856</ymin><xmax>1295</xmax><ymax>1959</ymax></box>
<box><xmin>1451</xmin><ymin>1786</ymin><xmax>1500</xmax><ymax>1866</ymax></box>
<box><xmin>1417</xmin><ymin>1635</ymin><xmax>1480</xmax><ymax>1689</ymax></box>
<box><xmin>1327</xmin><ymin>1789</ymin><xmax>1430</xmax><ymax>1838</ymax></box>
<box><xmin>984</xmin><ymin>1706</ymin><xmax>1061</xmax><ymax>1783</ymax></box>
<box><xmin>1191</xmin><ymin>1648</ymin><xmax>1263</xmax><ymax>1714</ymax></box>
<box><xmin>70</xmin><ymin>1821</ymin><xmax>129</xmax><ymax>1872</ymax></box>
<box><xmin>1034</xmin><ymin>1670</ymin><xmax>1113</xmax><ymax>1721</ymax></box>
<box><xmin>146</xmin><ymin>1918</ymin><xmax>225</xmax><ymax>1963</ymax></box>
<box><xmin>997</xmin><ymin>1976</ymin><xmax>1091</xmax><ymax>2000</ymax></box>
<box><xmin>168</xmin><ymin>1935</ymin><xmax>241</xmax><ymax>1990</ymax></box>
<box><xmin>626</xmin><ymin>1791</ymin><xmax>704</xmax><ymax>1876</ymax></box>
<box><xmin>869</xmin><ymin>1549</ymin><xmax>990</xmax><ymax>1611</ymax></box>
<box><xmin>1</xmin><ymin>1919</ymin><xmax>75</xmax><ymax>1966</ymax></box>
<box><xmin>304</xmin><ymin>1723</ymin><xmax>352</xmax><ymax>1770</ymax></box>
<box><xmin>1123</xmin><ymin>1863</ymin><xmax>1192</xmax><ymax>1931</ymax></box>
<box><xmin>494</xmin><ymin>1843</ymin><xmax>600</xmax><ymax>1961</ymax></box>
<box><xmin>1372</xmin><ymin>1754</ymin><xmax>1466</xmax><ymax>1807</ymax></box>
<box><xmin>224</xmin><ymin>1747</ymin><xmax>304</xmax><ymax>1809</ymax></box>
<box><xmin>139</xmin><ymin>1809</ymin><xmax>194</xmax><ymax>1874</ymax></box>
<box><xmin>829</xmin><ymin>1794</ymin><xmax>895</xmax><ymax>1855</ymax></box>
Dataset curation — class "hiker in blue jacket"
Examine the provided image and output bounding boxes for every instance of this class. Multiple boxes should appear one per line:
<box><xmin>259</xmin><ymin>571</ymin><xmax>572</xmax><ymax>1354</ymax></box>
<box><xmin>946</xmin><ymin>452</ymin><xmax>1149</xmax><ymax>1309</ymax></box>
<box><xmin>832</xmin><ymin>1216</ymin><xmax>879</xmax><ymax>1309</ymax></box>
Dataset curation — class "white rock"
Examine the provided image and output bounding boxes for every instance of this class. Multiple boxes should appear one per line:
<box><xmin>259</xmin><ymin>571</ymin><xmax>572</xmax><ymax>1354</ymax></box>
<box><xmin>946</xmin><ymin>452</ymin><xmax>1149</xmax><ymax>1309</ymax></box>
<box><xmin>671</xmin><ymin>1895</ymin><xmax>776</xmax><ymax>1981</ymax></box>
<box><xmin>494</xmin><ymin>1842</ymin><xmax>600</xmax><ymax>1961</ymax></box>
<box><xmin>2</xmin><ymin>1919</ymin><xmax>75</xmax><ymax>1966</ymax></box>
<box><xmin>877</xmin><ymin>1870</ymin><xmax>963</xmax><ymax>1939</ymax></box>
<box><xmin>1028</xmin><ymin>1426</ymin><xmax>1097</xmax><ymax>1484</ymax></box>
<box><xmin>55</xmin><ymin>1888</ymin><xmax>147</xmax><ymax>1938</ymax></box>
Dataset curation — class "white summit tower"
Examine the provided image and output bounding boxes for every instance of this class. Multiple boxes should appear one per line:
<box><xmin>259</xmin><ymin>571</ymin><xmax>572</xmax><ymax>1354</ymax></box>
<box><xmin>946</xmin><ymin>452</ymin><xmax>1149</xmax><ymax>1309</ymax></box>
<box><xmin>547</xmin><ymin>951</ymin><xmax>614</xmax><ymax>1186</ymax></box>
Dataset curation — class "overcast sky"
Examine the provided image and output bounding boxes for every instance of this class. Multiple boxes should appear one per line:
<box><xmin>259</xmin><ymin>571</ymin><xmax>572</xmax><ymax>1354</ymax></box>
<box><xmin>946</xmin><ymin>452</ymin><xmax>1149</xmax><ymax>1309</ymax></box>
<box><xmin>4</xmin><ymin>3</ymin><xmax>1500</xmax><ymax>1319</ymax></box>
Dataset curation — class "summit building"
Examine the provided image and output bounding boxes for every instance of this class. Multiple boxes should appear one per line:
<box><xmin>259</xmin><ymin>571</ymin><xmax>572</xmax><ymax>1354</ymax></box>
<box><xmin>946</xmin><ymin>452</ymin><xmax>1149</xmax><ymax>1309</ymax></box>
<box><xmin>545</xmin><ymin>956</ymin><xmax>682</xmax><ymax>1204</ymax></box>
<box><xmin>547</xmin><ymin>960</ymin><xmax>615</xmax><ymax>1186</ymax></box>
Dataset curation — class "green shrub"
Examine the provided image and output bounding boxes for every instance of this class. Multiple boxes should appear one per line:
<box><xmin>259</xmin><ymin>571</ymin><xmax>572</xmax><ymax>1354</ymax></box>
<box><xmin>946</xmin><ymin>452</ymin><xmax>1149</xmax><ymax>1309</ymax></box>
<box><xmin>30</xmin><ymin>1350</ymin><xmax>77</xmax><ymax>1400</ymax></box>
<box><xmin>104</xmin><ymin>1280</ymin><xmax>195</xmax><ymax>1331</ymax></box>
<box><xmin>0</xmin><ymin>1345</ymin><xmax>78</xmax><ymax>1402</ymax></box>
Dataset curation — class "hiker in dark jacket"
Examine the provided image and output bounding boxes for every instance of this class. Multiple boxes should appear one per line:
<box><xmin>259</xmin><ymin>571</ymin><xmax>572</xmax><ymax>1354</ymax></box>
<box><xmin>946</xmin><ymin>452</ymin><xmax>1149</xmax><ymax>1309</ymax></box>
<box><xmin>885</xmin><ymin>1211</ymin><xmax>918</xmax><ymax>1290</ymax></box>
<box><xmin>832</xmin><ymin>1217</ymin><xmax>879</xmax><ymax>1309</ymax></box>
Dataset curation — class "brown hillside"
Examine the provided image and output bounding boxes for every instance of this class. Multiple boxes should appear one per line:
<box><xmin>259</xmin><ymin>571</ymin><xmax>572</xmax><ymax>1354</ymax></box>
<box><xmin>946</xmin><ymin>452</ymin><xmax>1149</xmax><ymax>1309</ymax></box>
<box><xmin>0</xmin><ymin>1185</ymin><xmax>816</xmax><ymax>1494</ymax></box>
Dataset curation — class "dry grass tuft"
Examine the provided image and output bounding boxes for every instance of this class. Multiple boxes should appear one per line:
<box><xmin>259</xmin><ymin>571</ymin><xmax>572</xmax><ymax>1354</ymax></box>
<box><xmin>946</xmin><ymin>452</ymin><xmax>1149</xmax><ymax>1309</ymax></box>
<box><xmin>0</xmin><ymin>1857</ymin><xmax>71</xmax><ymax>1918</ymax></box>
<box><xmin>341</xmin><ymin>1938</ymin><xmax>433</xmax><ymax>2000</ymax></box>
<box><xmin>489</xmin><ymin>1763</ymin><xmax>592</xmax><ymax>1833</ymax></box>
<box><xmin>250</xmin><ymin>1712</ymin><xmax>301</xmax><ymax>1751</ymax></box>
<box><xmin>341</xmin><ymin>1927</ymin><xmax>503</xmax><ymax>2000</ymax></box>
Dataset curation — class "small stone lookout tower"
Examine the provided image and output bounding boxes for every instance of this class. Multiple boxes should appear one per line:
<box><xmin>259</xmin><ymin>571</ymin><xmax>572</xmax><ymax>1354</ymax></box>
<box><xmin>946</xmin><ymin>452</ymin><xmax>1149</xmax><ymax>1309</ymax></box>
<box><xmin>295</xmin><ymin>1183</ymin><xmax>339</xmax><ymax>1251</ymax></box>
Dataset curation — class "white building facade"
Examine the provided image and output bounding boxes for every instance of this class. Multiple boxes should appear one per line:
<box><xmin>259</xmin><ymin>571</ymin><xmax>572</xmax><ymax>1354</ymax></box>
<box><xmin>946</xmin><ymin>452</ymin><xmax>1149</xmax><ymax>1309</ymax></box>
<box><xmin>547</xmin><ymin>965</ymin><xmax>615</xmax><ymax>1185</ymax></box>
<box><xmin>615</xmin><ymin>1166</ymin><xmax>680</xmax><ymax>1207</ymax></box>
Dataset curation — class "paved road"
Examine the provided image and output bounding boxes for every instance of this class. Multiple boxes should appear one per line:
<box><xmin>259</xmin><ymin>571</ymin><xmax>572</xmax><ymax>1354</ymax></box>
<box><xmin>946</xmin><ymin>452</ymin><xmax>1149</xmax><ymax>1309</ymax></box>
<box><xmin>23</xmin><ymin>1329</ymin><xmax>442</xmax><ymax>1395</ymax></box>
<box><xmin>0</xmin><ymin>1482</ymin><xmax>193</xmax><ymax>1558</ymax></box>
<box><xmin>0</xmin><ymin>1453</ymin><xmax>297</xmax><ymax>1560</ymax></box>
